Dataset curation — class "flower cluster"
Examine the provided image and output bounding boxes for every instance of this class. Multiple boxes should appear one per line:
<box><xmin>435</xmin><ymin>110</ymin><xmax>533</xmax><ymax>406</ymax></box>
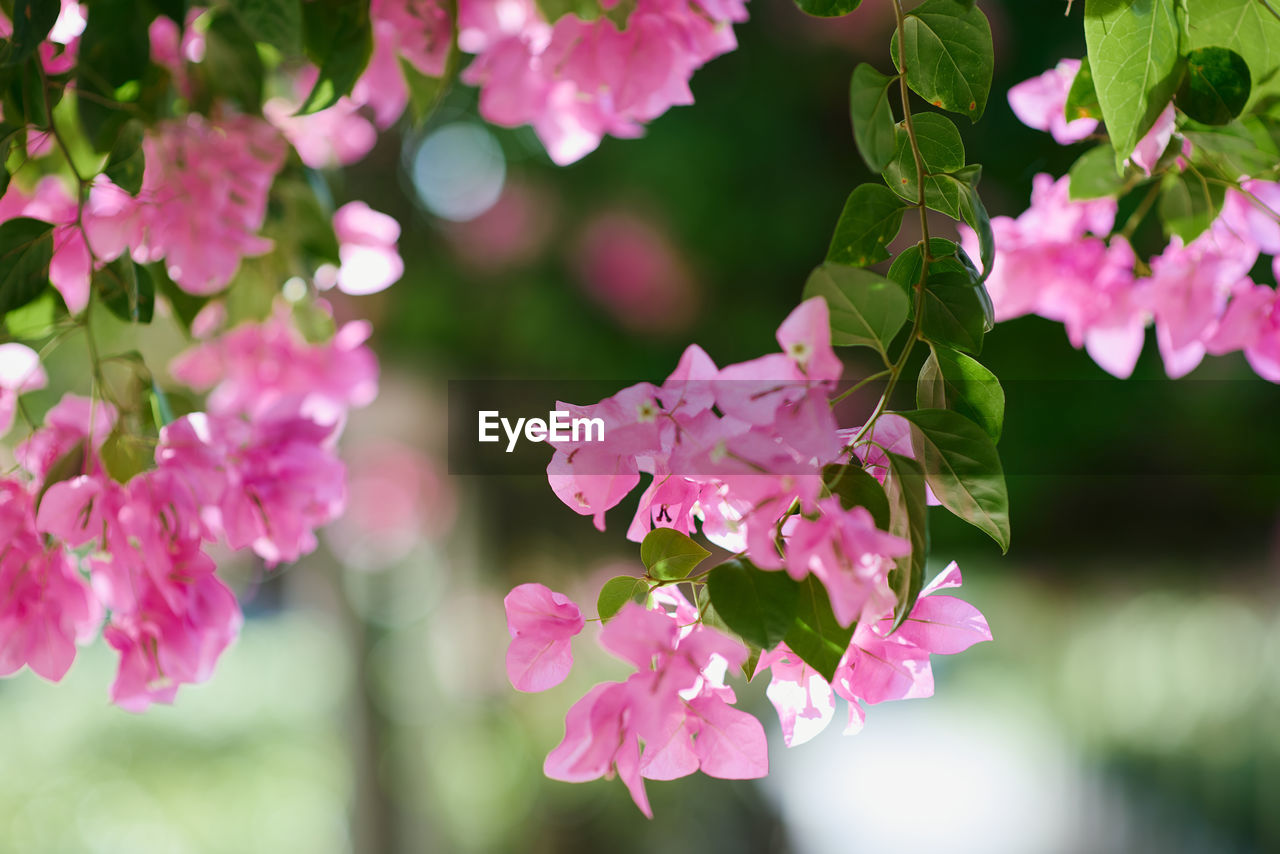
<box><xmin>0</xmin><ymin>308</ymin><xmax>377</xmax><ymax>710</ymax></box>
<box><xmin>459</xmin><ymin>0</ymin><xmax>749</xmax><ymax>164</ymax></box>
<box><xmin>270</xmin><ymin>0</ymin><xmax>749</xmax><ymax>167</ymax></box>
<box><xmin>504</xmin><ymin>299</ymin><xmax>992</xmax><ymax>813</ymax></box>
<box><xmin>982</xmin><ymin>60</ymin><xmax>1280</xmax><ymax>381</ymax></box>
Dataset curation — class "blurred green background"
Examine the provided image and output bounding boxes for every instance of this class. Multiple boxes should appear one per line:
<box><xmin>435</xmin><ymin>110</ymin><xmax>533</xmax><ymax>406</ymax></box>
<box><xmin>2</xmin><ymin>0</ymin><xmax>1279</xmax><ymax>851</ymax></box>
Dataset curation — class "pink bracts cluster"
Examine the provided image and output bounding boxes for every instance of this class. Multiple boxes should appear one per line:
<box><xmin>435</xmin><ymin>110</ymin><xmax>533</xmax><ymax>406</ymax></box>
<box><xmin>986</xmin><ymin>60</ymin><xmax>1280</xmax><ymax>381</ymax></box>
<box><xmin>268</xmin><ymin>0</ymin><xmax>749</xmax><ymax>167</ymax></box>
<box><xmin>460</xmin><ymin>0</ymin><xmax>749</xmax><ymax>164</ymax></box>
<box><xmin>503</xmin><ymin>300</ymin><xmax>992</xmax><ymax>814</ymax></box>
<box><xmin>0</xmin><ymin>310</ymin><xmax>378</xmax><ymax>710</ymax></box>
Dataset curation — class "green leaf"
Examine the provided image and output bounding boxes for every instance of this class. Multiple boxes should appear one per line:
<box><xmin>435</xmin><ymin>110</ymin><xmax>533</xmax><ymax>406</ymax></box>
<box><xmin>4</xmin><ymin>289</ymin><xmax>55</xmax><ymax>338</ymax></box>
<box><xmin>1158</xmin><ymin>168</ymin><xmax>1226</xmax><ymax>242</ymax></box>
<box><xmin>889</xmin><ymin>239</ymin><xmax>987</xmax><ymax>355</ymax></box>
<box><xmin>793</xmin><ymin>0</ymin><xmax>861</xmax><ymax>17</ymax></box>
<box><xmin>94</xmin><ymin>256</ymin><xmax>155</xmax><ymax>324</ymax></box>
<box><xmin>0</xmin><ymin>217</ymin><xmax>53</xmax><ymax>316</ymax></box>
<box><xmin>401</xmin><ymin>57</ymin><xmax>448</xmax><ymax>124</ymax></box>
<box><xmin>1064</xmin><ymin>56</ymin><xmax>1103</xmax><ymax>122</ymax></box>
<box><xmin>1183</xmin><ymin>0</ymin><xmax>1280</xmax><ymax>112</ymax></box>
<box><xmin>883</xmin><ymin>112</ymin><xmax>966</xmax><ymax>211</ymax></box>
<box><xmin>100</xmin><ymin>430</ymin><xmax>151</xmax><ymax>484</ymax></box>
<box><xmin>103</xmin><ymin>120</ymin><xmax>145</xmax><ymax>196</ymax></box>
<box><xmin>202</xmin><ymin>11</ymin><xmax>265</xmax><ymax>113</ymax></box>
<box><xmin>696</xmin><ymin>585</ymin><xmax>735</xmax><ymax>637</ymax></box>
<box><xmin>230</xmin><ymin>0</ymin><xmax>304</xmax><ymax>56</ymax></box>
<box><xmin>298</xmin><ymin>0</ymin><xmax>373</xmax><ymax>114</ymax></box>
<box><xmin>802</xmin><ymin>263</ymin><xmax>908</xmax><ymax>358</ymax></box>
<box><xmin>597</xmin><ymin>575</ymin><xmax>651</xmax><ymax>621</ymax></box>
<box><xmin>1084</xmin><ymin>0</ymin><xmax>1182</xmax><ymax>162</ymax></box>
<box><xmin>953</xmin><ymin>166</ymin><xmax>993</xmax><ymax>278</ymax></box>
<box><xmin>75</xmin><ymin>0</ymin><xmax>149</xmax><ymax>151</ymax></box>
<box><xmin>640</xmin><ymin>527</ymin><xmax>711</xmax><ymax>581</ymax></box>
<box><xmin>822</xmin><ymin>463</ymin><xmax>891</xmax><ymax>529</ymax></box>
<box><xmin>899</xmin><ymin>408</ymin><xmax>1010</xmax><ymax>552</ymax></box>
<box><xmin>1184</xmin><ymin>117</ymin><xmax>1280</xmax><ymax>179</ymax></box>
<box><xmin>916</xmin><ymin>344</ymin><xmax>1004</xmax><ymax>441</ymax></box>
<box><xmin>1069</xmin><ymin>143</ymin><xmax>1129</xmax><ymax>199</ymax></box>
<box><xmin>4</xmin><ymin>0</ymin><xmax>60</xmax><ymax>67</ymax></box>
<box><xmin>849</xmin><ymin>63</ymin><xmax>897</xmax><ymax>173</ymax></box>
<box><xmin>0</xmin><ymin>163</ymin><xmax>9</xmax><ymax>202</ymax></box>
<box><xmin>1176</xmin><ymin>47</ymin><xmax>1252</xmax><ymax>125</ymax></box>
<box><xmin>884</xmin><ymin>451</ymin><xmax>928</xmax><ymax>631</ymax></box>
<box><xmin>782</xmin><ymin>576</ymin><xmax>855</xmax><ymax>681</ymax></box>
<box><xmin>890</xmin><ymin>0</ymin><xmax>994</xmax><ymax>121</ymax></box>
<box><xmin>825</xmin><ymin>184</ymin><xmax>908</xmax><ymax>267</ymax></box>
<box><xmin>706</xmin><ymin>558</ymin><xmax>798</xmax><ymax>650</ymax></box>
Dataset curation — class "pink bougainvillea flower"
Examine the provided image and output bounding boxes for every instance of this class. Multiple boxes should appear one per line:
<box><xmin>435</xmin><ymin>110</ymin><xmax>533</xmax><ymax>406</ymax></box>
<box><xmin>129</xmin><ymin>115</ymin><xmax>287</xmax><ymax>294</ymax></box>
<box><xmin>571</xmin><ymin>210</ymin><xmax>699</xmax><ymax>332</ymax></box>
<box><xmin>460</xmin><ymin>0</ymin><xmax>749</xmax><ymax>164</ymax></box>
<box><xmin>776</xmin><ymin>296</ymin><xmax>844</xmax><ymax>383</ymax></box>
<box><xmin>1129</xmin><ymin>104</ymin><xmax>1176</xmax><ymax>176</ymax></box>
<box><xmin>1139</xmin><ymin>218</ymin><xmax>1257</xmax><ymax>379</ymax></box>
<box><xmin>353</xmin><ymin>0</ymin><xmax>453</xmax><ymax>128</ymax></box>
<box><xmin>545</xmin><ymin>600</ymin><xmax>765</xmax><ymax>816</ymax></box>
<box><xmin>834</xmin><ymin>561</ymin><xmax>991</xmax><ymax>733</ymax></box>
<box><xmin>960</xmin><ymin>174</ymin><xmax>1149</xmax><ymax>379</ymax></box>
<box><xmin>16</xmin><ymin>393</ymin><xmax>117</xmax><ymax>482</ymax></box>
<box><xmin>102</xmin><ymin>569</ymin><xmax>241</xmax><ymax>712</ymax></box>
<box><xmin>504</xmin><ymin>583</ymin><xmax>585</xmax><ymax>691</ymax></box>
<box><xmin>88</xmin><ymin>472</ymin><xmax>242</xmax><ymax>711</ymax></box>
<box><xmin>1206</xmin><ymin>279</ymin><xmax>1280</xmax><ymax>382</ymax></box>
<box><xmin>784</xmin><ymin>497</ymin><xmax>909</xmax><ymax>627</ymax></box>
<box><xmin>19</xmin><ymin>177</ymin><xmax>95</xmax><ymax>313</ymax></box>
<box><xmin>157</xmin><ymin>410</ymin><xmax>347</xmax><ymax>566</ymax></box>
<box><xmin>0</xmin><ymin>478</ymin><xmax>101</xmax><ymax>683</ymax></box>
<box><xmin>264</xmin><ymin>90</ymin><xmax>378</xmax><ymax>170</ymax></box>
<box><xmin>0</xmin><ymin>343</ymin><xmax>47</xmax><ymax>436</ymax></box>
<box><xmin>325</xmin><ymin>201</ymin><xmax>404</xmax><ymax>295</ymax></box>
<box><xmin>757</xmin><ymin>644</ymin><xmax>835</xmax><ymax>747</ymax></box>
<box><xmin>1007</xmin><ymin>58</ymin><xmax>1097</xmax><ymax>145</ymax></box>
<box><xmin>170</xmin><ymin>306</ymin><xmax>379</xmax><ymax>425</ymax></box>
<box><xmin>761</xmin><ymin>562</ymin><xmax>991</xmax><ymax>740</ymax></box>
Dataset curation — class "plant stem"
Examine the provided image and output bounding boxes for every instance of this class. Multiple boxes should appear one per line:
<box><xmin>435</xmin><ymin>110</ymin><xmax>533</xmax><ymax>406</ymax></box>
<box><xmin>839</xmin><ymin>0</ymin><xmax>933</xmax><ymax>454</ymax></box>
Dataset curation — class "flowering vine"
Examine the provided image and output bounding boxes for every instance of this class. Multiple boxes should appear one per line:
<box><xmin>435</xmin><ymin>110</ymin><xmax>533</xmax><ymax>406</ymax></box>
<box><xmin>978</xmin><ymin>0</ymin><xmax>1280</xmax><ymax>381</ymax></box>
<box><xmin>0</xmin><ymin>0</ymin><xmax>1274</xmax><ymax>824</ymax></box>
<box><xmin>503</xmin><ymin>0</ymin><xmax>1008</xmax><ymax>815</ymax></box>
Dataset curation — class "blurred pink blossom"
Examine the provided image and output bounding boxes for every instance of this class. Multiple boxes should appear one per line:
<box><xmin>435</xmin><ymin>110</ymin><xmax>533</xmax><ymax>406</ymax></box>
<box><xmin>571</xmin><ymin>210</ymin><xmax>699</xmax><ymax>332</ymax></box>
<box><xmin>442</xmin><ymin>177</ymin><xmax>557</xmax><ymax>272</ymax></box>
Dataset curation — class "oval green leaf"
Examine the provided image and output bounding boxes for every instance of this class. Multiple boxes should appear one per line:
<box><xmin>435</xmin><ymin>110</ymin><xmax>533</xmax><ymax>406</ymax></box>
<box><xmin>1176</xmin><ymin>46</ymin><xmax>1252</xmax><ymax>126</ymax></box>
<box><xmin>890</xmin><ymin>0</ymin><xmax>994</xmax><ymax>121</ymax></box>
<box><xmin>640</xmin><ymin>527</ymin><xmax>710</xmax><ymax>581</ymax></box>
<box><xmin>803</xmin><ymin>263</ymin><xmax>909</xmax><ymax>358</ymax></box>
<box><xmin>850</xmin><ymin>63</ymin><xmax>897</xmax><ymax>173</ymax></box>
<box><xmin>0</xmin><ymin>217</ymin><xmax>54</xmax><ymax>316</ymax></box>
<box><xmin>899</xmin><ymin>408</ymin><xmax>1010</xmax><ymax>552</ymax></box>
<box><xmin>1084</xmin><ymin>0</ymin><xmax>1182</xmax><ymax>162</ymax></box>
<box><xmin>825</xmin><ymin>184</ymin><xmax>908</xmax><ymax>267</ymax></box>
<box><xmin>884</xmin><ymin>451</ymin><xmax>928</xmax><ymax>631</ymax></box>
<box><xmin>706</xmin><ymin>559</ymin><xmax>798</xmax><ymax>650</ymax></box>
<box><xmin>597</xmin><ymin>575</ymin><xmax>651</xmax><ymax>621</ymax></box>
<box><xmin>916</xmin><ymin>344</ymin><xmax>1004</xmax><ymax>442</ymax></box>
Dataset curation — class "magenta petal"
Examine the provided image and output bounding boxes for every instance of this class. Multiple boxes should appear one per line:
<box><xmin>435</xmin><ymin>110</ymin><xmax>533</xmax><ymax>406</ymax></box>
<box><xmin>506</xmin><ymin>635</ymin><xmax>574</xmax><ymax>692</ymax></box>
<box><xmin>36</xmin><ymin>475</ymin><xmax>105</xmax><ymax>546</ymax></box>
<box><xmin>894</xmin><ymin>595</ymin><xmax>993</xmax><ymax>654</ymax></box>
<box><xmin>688</xmin><ymin>695</ymin><xmax>768</xmax><ymax>779</ymax></box>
